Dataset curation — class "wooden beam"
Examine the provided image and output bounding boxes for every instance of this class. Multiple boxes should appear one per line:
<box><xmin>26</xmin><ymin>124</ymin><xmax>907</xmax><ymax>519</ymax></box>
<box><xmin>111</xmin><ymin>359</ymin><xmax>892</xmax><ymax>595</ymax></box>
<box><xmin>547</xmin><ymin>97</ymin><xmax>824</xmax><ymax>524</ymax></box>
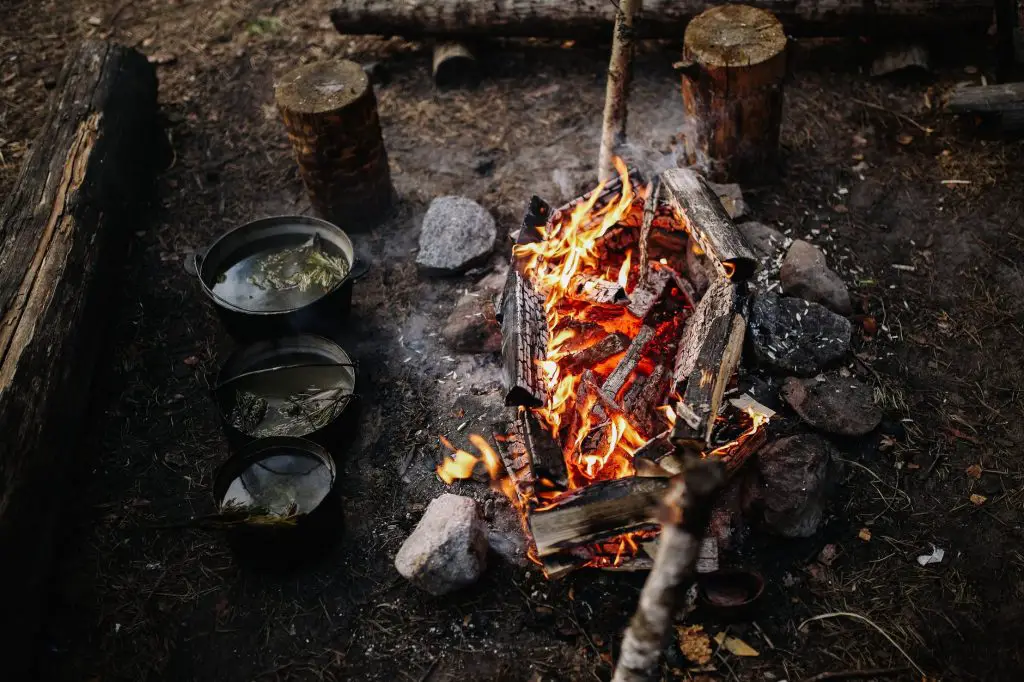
<box><xmin>0</xmin><ymin>41</ymin><xmax>162</xmax><ymax>675</ymax></box>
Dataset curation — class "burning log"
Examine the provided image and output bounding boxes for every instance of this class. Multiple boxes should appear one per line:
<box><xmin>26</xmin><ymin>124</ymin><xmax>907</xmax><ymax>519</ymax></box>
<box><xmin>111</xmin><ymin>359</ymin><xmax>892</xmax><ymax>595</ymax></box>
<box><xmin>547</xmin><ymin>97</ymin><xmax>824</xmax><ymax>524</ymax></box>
<box><xmin>627</xmin><ymin>267</ymin><xmax>675</xmax><ymax>320</ymax></box>
<box><xmin>514</xmin><ymin>408</ymin><xmax>569</xmax><ymax>491</ymax></box>
<box><xmin>623</xmin><ymin>365</ymin><xmax>670</xmax><ymax>435</ymax></box>
<box><xmin>671</xmin><ymin>278</ymin><xmax>746</xmax><ymax>450</ymax></box>
<box><xmin>636</xmin><ymin>176</ymin><xmax>662</xmax><ymax>287</ymax></box>
<box><xmin>603</xmin><ymin>325</ymin><xmax>655</xmax><ymax>402</ymax></box>
<box><xmin>573</xmin><ymin>276</ymin><xmax>629</xmax><ymax>305</ymax></box>
<box><xmin>661</xmin><ymin>168</ymin><xmax>757</xmax><ymax>281</ymax></box>
<box><xmin>528</xmin><ymin>477</ymin><xmax>670</xmax><ymax>558</ymax></box>
<box><xmin>562</xmin><ymin>332</ymin><xmax>630</xmax><ymax>373</ymax></box>
<box><xmin>275</xmin><ymin>60</ymin><xmax>393</xmax><ymax>226</ymax></box>
<box><xmin>677</xmin><ymin>5</ymin><xmax>788</xmax><ymax>183</ymax></box>
<box><xmin>0</xmin><ymin>41</ymin><xmax>162</xmax><ymax>674</ymax></box>
<box><xmin>500</xmin><ymin>269</ymin><xmax>549</xmax><ymax>407</ymax></box>
<box><xmin>550</xmin><ymin>166</ymin><xmax>644</xmax><ymax>224</ymax></box>
<box><xmin>492</xmin><ymin>420</ymin><xmax>536</xmax><ymax>505</ymax></box>
<box><xmin>329</xmin><ymin>0</ymin><xmax>995</xmax><ymax>40</ymax></box>
<box><xmin>612</xmin><ymin>457</ymin><xmax>726</xmax><ymax>682</ymax></box>
<box><xmin>432</xmin><ymin>41</ymin><xmax>480</xmax><ymax>89</ymax></box>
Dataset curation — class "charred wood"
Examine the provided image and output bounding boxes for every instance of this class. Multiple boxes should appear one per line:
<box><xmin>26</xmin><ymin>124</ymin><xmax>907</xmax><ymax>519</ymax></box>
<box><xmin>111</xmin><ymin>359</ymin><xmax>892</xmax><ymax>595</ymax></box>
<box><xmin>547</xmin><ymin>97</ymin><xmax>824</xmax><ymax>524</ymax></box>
<box><xmin>561</xmin><ymin>332</ymin><xmax>630</xmax><ymax>373</ymax></box>
<box><xmin>492</xmin><ymin>420</ymin><xmax>536</xmax><ymax>505</ymax></box>
<box><xmin>603</xmin><ymin>325</ymin><xmax>655</xmax><ymax>402</ymax></box>
<box><xmin>528</xmin><ymin>476</ymin><xmax>670</xmax><ymax>558</ymax></box>
<box><xmin>500</xmin><ymin>270</ymin><xmax>549</xmax><ymax>407</ymax></box>
<box><xmin>661</xmin><ymin>168</ymin><xmax>757</xmax><ymax>280</ymax></box>
<box><xmin>514</xmin><ymin>408</ymin><xmax>569</xmax><ymax>491</ymax></box>
<box><xmin>574</xmin><ymin>276</ymin><xmax>629</xmax><ymax>305</ymax></box>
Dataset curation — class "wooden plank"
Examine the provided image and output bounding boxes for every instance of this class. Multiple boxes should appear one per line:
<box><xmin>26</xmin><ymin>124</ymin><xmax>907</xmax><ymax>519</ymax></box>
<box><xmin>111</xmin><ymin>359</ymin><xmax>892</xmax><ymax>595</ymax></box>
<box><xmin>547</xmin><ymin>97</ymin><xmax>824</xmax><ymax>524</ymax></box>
<box><xmin>0</xmin><ymin>41</ymin><xmax>162</xmax><ymax>675</ymax></box>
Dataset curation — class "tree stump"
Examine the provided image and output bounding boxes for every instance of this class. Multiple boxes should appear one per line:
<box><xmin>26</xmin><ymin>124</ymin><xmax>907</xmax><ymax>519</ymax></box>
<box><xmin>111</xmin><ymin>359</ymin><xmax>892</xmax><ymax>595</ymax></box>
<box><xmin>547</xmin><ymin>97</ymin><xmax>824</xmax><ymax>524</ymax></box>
<box><xmin>679</xmin><ymin>5</ymin><xmax>787</xmax><ymax>183</ymax></box>
<box><xmin>0</xmin><ymin>40</ymin><xmax>162</xmax><ymax>675</ymax></box>
<box><xmin>275</xmin><ymin>60</ymin><xmax>393</xmax><ymax>228</ymax></box>
<box><xmin>432</xmin><ymin>41</ymin><xmax>481</xmax><ymax>88</ymax></box>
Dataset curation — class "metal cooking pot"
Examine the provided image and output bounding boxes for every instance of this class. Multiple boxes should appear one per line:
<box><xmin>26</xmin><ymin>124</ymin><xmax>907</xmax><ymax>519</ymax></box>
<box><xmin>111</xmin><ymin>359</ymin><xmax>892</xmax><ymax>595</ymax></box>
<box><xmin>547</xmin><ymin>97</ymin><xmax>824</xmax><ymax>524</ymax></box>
<box><xmin>212</xmin><ymin>335</ymin><xmax>359</xmax><ymax>451</ymax></box>
<box><xmin>186</xmin><ymin>215</ymin><xmax>369</xmax><ymax>341</ymax></box>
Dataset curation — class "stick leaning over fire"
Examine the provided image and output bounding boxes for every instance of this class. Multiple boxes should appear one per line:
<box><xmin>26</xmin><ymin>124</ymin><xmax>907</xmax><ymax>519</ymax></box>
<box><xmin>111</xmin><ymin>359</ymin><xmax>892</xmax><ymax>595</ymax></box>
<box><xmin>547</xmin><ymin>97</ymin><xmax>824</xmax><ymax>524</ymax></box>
<box><xmin>598</xmin><ymin>0</ymin><xmax>641</xmax><ymax>181</ymax></box>
<box><xmin>612</xmin><ymin>456</ymin><xmax>726</xmax><ymax>682</ymax></box>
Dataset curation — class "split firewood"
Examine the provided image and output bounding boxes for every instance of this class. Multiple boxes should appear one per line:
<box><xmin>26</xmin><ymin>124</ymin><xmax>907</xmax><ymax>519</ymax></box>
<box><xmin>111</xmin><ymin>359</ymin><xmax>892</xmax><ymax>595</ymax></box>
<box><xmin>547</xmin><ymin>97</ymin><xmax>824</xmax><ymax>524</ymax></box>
<box><xmin>603</xmin><ymin>325</ymin><xmax>655</xmax><ymax>402</ymax></box>
<box><xmin>514</xmin><ymin>408</ymin><xmax>569</xmax><ymax>491</ymax></box>
<box><xmin>627</xmin><ymin>266</ymin><xmax>674</xmax><ymax>320</ymax></box>
<box><xmin>528</xmin><ymin>476</ymin><xmax>670</xmax><ymax>558</ymax></box>
<box><xmin>661</xmin><ymin>168</ymin><xmax>757</xmax><ymax>280</ymax></box>
<box><xmin>670</xmin><ymin>278</ymin><xmax>745</xmax><ymax>450</ymax></box>
<box><xmin>573</xmin><ymin>276</ymin><xmax>629</xmax><ymax>305</ymax></box>
<box><xmin>598</xmin><ymin>0</ymin><xmax>641</xmax><ymax>181</ymax></box>
<box><xmin>623</xmin><ymin>365</ymin><xmax>669</xmax><ymax>435</ymax></box>
<box><xmin>636</xmin><ymin>176</ymin><xmax>662</xmax><ymax>287</ymax></box>
<box><xmin>500</xmin><ymin>270</ymin><xmax>549</xmax><ymax>407</ymax></box>
<box><xmin>611</xmin><ymin>457</ymin><xmax>726</xmax><ymax>682</ymax></box>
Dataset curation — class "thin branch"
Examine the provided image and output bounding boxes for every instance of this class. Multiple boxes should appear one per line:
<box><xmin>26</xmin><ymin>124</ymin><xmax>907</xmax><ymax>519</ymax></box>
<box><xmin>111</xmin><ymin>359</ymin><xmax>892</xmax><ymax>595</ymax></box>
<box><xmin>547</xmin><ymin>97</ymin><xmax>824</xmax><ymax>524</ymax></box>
<box><xmin>598</xmin><ymin>0</ymin><xmax>641</xmax><ymax>181</ymax></box>
<box><xmin>797</xmin><ymin>612</ymin><xmax>927</xmax><ymax>678</ymax></box>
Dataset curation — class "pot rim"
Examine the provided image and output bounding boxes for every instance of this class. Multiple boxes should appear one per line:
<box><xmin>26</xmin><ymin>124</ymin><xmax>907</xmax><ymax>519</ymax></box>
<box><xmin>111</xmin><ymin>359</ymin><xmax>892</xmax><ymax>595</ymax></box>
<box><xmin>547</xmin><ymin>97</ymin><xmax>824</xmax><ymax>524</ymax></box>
<box><xmin>195</xmin><ymin>214</ymin><xmax>356</xmax><ymax>317</ymax></box>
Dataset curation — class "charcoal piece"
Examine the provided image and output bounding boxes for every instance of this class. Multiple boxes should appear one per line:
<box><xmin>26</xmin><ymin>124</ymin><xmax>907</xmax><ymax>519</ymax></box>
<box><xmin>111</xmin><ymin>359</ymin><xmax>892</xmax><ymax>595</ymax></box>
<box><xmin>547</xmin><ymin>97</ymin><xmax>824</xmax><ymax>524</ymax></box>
<box><xmin>514</xmin><ymin>408</ymin><xmax>569</xmax><ymax>490</ymax></box>
<box><xmin>561</xmin><ymin>332</ymin><xmax>630</xmax><ymax>373</ymax></box>
<box><xmin>603</xmin><ymin>325</ymin><xmax>656</xmax><ymax>402</ymax></box>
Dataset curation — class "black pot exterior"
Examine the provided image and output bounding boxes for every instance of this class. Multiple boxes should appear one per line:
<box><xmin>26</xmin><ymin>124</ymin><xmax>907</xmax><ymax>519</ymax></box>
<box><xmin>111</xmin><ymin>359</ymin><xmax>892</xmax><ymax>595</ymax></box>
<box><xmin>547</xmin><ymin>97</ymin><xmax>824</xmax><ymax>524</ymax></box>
<box><xmin>212</xmin><ymin>437</ymin><xmax>344</xmax><ymax>570</ymax></box>
<box><xmin>213</xmin><ymin>277</ymin><xmax>354</xmax><ymax>343</ymax></box>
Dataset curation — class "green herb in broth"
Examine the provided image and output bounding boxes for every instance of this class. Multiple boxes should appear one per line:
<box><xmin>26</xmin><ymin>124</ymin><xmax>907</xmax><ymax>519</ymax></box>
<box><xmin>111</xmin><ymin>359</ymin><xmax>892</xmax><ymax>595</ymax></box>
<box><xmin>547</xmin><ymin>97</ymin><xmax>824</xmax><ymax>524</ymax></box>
<box><xmin>247</xmin><ymin>233</ymin><xmax>349</xmax><ymax>293</ymax></box>
<box><xmin>231</xmin><ymin>386</ymin><xmax>351</xmax><ymax>438</ymax></box>
<box><xmin>229</xmin><ymin>391</ymin><xmax>268</xmax><ymax>433</ymax></box>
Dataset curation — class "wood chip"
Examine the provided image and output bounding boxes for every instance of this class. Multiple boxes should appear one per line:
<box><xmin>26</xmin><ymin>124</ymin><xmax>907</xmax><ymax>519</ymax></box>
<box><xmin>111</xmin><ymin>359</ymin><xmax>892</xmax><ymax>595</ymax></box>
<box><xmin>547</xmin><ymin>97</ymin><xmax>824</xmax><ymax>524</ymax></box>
<box><xmin>858</xmin><ymin>527</ymin><xmax>872</xmax><ymax>541</ymax></box>
<box><xmin>970</xmin><ymin>493</ymin><xmax>987</xmax><ymax>505</ymax></box>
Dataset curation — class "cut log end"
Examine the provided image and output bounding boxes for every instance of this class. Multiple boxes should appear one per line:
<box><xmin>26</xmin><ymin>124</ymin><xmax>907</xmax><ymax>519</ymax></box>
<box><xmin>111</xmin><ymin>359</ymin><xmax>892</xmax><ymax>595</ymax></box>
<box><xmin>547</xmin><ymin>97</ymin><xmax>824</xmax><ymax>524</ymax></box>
<box><xmin>432</xmin><ymin>42</ymin><xmax>481</xmax><ymax>88</ymax></box>
<box><xmin>274</xmin><ymin>60</ymin><xmax>370</xmax><ymax>114</ymax></box>
<box><xmin>684</xmin><ymin>5</ymin><xmax>787</xmax><ymax>69</ymax></box>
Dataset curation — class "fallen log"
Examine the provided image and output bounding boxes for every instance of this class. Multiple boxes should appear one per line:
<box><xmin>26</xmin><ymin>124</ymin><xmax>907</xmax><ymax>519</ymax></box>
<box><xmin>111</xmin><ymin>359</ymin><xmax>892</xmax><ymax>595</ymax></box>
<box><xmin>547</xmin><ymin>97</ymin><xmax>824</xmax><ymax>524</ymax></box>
<box><xmin>661</xmin><ymin>168</ymin><xmax>757</xmax><ymax>281</ymax></box>
<box><xmin>528</xmin><ymin>476</ymin><xmax>670</xmax><ymax>557</ymax></box>
<box><xmin>329</xmin><ymin>0</ymin><xmax>993</xmax><ymax>40</ymax></box>
<box><xmin>945</xmin><ymin>82</ymin><xmax>1024</xmax><ymax>131</ymax></box>
<box><xmin>432</xmin><ymin>41</ymin><xmax>481</xmax><ymax>88</ymax></box>
<box><xmin>0</xmin><ymin>41</ymin><xmax>162</xmax><ymax>674</ymax></box>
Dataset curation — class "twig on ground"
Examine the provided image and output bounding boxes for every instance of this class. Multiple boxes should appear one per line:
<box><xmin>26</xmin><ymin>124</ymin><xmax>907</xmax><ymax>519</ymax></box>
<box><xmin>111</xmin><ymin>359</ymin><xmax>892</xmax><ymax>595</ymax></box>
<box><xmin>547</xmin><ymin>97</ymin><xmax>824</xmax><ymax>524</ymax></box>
<box><xmin>797</xmin><ymin>611</ymin><xmax>927</xmax><ymax>678</ymax></box>
<box><xmin>804</xmin><ymin>665</ymin><xmax>910</xmax><ymax>681</ymax></box>
<box><xmin>850</xmin><ymin>97</ymin><xmax>934</xmax><ymax>134</ymax></box>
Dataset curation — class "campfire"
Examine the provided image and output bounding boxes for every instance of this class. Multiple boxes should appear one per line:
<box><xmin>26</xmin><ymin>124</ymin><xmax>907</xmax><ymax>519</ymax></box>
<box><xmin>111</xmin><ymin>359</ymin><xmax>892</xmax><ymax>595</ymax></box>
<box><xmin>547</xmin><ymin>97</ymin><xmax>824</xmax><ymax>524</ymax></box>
<box><xmin>439</xmin><ymin>160</ymin><xmax>772</xmax><ymax>578</ymax></box>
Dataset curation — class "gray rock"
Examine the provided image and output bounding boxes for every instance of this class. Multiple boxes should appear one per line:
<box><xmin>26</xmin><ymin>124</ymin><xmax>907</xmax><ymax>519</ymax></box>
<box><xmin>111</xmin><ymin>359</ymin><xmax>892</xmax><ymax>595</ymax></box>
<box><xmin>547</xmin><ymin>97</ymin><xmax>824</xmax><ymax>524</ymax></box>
<box><xmin>443</xmin><ymin>293</ymin><xmax>502</xmax><ymax>353</ymax></box>
<box><xmin>738</xmin><ymin>222</ymin><xmax>788</xmax><ymax>260</ymax></box>
<box><xmin>394</xmin><ymin>493</ymin><xmax>488</xmax><ymax>595</ymax></box>
<box><xmin>416</xmin><ymin>196</ymin><xmax>497</xmax><ymax>275</ymax></box>
<box><xmin>748</xmin><ymin>294</ymin><xmax>852</xmax><ymax>376</ymax></box>
<box><xmin>780</xmin><ymin>240</ymin><xmax>852</xmax><ymax>315</ymax></box>
<box><xmin>752</xmin><ymin>434</ymin><xmax>839</xmax><ymax>538</ymax></box>
<box><xmin>781</xmin><ymin>375</ymin><xmax>882</xmax><ymax>436</ymax></box>
<box><xmin>707</xmin><ymin>182</ymin><xmax>749</xmax><ymax>220</ymax></box>
<box><xmin>487</xmin><ymin>528</ymin><xmax>529</xmax><ymax>567</ymax></box>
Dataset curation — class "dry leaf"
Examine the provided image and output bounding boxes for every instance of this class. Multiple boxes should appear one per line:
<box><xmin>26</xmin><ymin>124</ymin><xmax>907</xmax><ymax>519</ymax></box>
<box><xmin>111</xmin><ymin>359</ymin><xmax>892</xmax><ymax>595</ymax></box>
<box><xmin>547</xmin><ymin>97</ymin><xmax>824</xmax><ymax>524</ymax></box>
<box><xmin>677</xmin><ymin>625</ymin><xmax>712</xmax><ymax>665</ymax></box>
<box><xmin>970</xmin><ymin>493</ymin><xmax>987</xmax><ymax>505</ymax></box>
<box><xmin>966</xmin><ymin>464</ymin><xmax>983</xmax><ymax>479</ymax></box>
<box><xmin>897</xmin><ymin>133</ymin><xmax>914</xmax><ymax>145</ymax></box>
<box><xmin>714</xmin><ymin>632</ymin><xmax>760</xmax><ymax>657</ymax></box>
<box><xmin>832</xmin><ymin>204</ymin><xmax>849</xmax><ymax>214</ymax></box>
<box><xmin>858</xmin><ymin>528</ymin><xmax>872</xmax><ymax>542</ymax></box>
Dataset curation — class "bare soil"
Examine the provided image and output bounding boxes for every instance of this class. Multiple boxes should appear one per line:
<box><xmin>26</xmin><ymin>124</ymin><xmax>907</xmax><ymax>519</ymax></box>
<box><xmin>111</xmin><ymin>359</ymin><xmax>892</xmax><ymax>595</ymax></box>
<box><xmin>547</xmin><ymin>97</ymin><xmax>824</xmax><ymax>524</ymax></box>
<box><xmin>4</xmin><ymin>1</ymin><xmax>1024</xmax><ymax>681</ymax></box>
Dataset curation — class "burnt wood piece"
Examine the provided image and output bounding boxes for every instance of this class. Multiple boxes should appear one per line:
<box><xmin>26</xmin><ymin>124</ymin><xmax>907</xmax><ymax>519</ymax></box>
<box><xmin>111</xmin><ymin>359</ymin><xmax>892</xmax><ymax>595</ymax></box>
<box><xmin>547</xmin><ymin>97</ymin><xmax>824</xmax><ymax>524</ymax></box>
<box><xmin>627</xmin><ymin>266</ymin><xmax>674</xmax><ymax>320</ymax></box>
<box><xmin>0</xmin><ymin>41</ymin><xmax>162</xmax><ymax>675</ymax></box>
<box><xmin>670</xmin><ymin>279</ymin><xmax>745</xmax><ymax>450</ymax></box>
<box><xmin>329</xmin><ymin>0</ymin><xmax>995</xmax><ymax>40</ymax></box>
<box><xmin>712</xmin><ymin>419</ymin><xmax>768</xmax><ymax>475</ymax></box>
<box><xmin>678</xmin><ymin>6</ymin><xmax>787</xmax><ymax>183</ymax></box>
<box><xmin>945</xmin><ymin>83</ymin><xmax>1024</xmax><ymax>131</ymax></box>
<box><xmin>574</xmin><ymin>276</ymin><xmax>629</xmax><ymax>305</ymax></box>
<box><xmin>556</xmin><ymin>320</ymin><xmax>605</xmax><ymax>353</ymax></box>
<box><xmin>631</xmin><ymin>432</ymin><xmax>677</xmax><ymax>477</ymax></box>
<box><xmin>549</xmin><ymin>166</ymin><xmax>645</xmax><ymax>224</ymax></box>
<box><xmin>501</xmin><ymin>270</ymin><xmax>549</xmax><ymax>407</ymax></box>
<box><xmin>275</xmin><ymin>60</ymin><xmax>393</xmax><ymax>226</ymax></box>
<box><xmin>515</xmin><ymin>195</ymin><xmax>552</xmax><ymax>248</ymax></box>
<box><xmin>562</xmin><ymin>332</ymin><xmax>630</xmax><ymax>373</ymax></box>
<box><xmin>514</xmin><ymin>408</ymin><xmax>569</xmax><ymax>491</ymax></box>
<box><xmin>603</xmin><ymin>325</ymin><xmax>655</xmax><ymax>402</ymax></box>
<box><xmin>432</xmin><ymin>41</ymin><xmax>481</xmax><ymax>88</ymax></box>
<box><xmin>661</xmin><ymin>169</ymin><xmax>757</xmax><ymax>281</ymax></box>
<box><xmin>624</xmin><ymin>365</ymin><xmax>669</xmax><ymax>436</ymax></box>
<box><xmin>528</xmin><ymin>476</ymin><xmax>670</xmax><ymax>558</ymax></box>
<box><xmin>492</xmin><ymin>419</ymin><xmax>536</xmax><ymax>505</ymax></box>
<box><xmin>636</xmin><ymin>177</ymin><xmax>662</xmax><ymax>287</ymax></box>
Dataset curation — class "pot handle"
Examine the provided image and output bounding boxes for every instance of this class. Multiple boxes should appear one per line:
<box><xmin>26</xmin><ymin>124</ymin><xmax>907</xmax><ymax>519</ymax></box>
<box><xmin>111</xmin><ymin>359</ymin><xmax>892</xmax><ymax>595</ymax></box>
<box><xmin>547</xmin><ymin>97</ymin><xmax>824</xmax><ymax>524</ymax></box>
<box><xmin>183</xmin><ymin>248</ymin><xmax>206</xmax><ymax>278</ymax></box>
<box><xmin>348</xmin><ymin>256</ymin><xmax>370</xmax><ymax>282</ymax></box>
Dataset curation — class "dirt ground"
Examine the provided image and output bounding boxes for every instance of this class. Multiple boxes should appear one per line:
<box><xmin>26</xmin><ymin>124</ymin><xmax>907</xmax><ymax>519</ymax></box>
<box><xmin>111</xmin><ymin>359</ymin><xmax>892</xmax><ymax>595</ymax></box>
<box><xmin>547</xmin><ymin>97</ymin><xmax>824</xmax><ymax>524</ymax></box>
<box><xmin>4</xmin><ymin>1</ymin><xmax>1024</xmax><ymax>680</ymax></box>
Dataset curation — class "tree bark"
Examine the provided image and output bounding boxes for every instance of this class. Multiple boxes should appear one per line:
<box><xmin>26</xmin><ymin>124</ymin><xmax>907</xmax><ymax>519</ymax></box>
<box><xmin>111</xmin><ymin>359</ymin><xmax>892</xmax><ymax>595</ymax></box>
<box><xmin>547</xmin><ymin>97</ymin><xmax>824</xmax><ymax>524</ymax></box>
<box><xmin>0</xmin><ymin>41</ymin><xmax>162</xmax><ymax>674</ymax></box>
<box><xmin>598</xmin><ymin>0</ymin><xmax>640</xmax><ymax>181</ymax></box>
<box><xmin>275</xmin><ymin>60</ymin><xmax>393</xmax><ymax>227</ymax></box>
<box><xmin>329</xmin><ymin>0</ymin><xmax>993</xmax><ymax>40</ymax></box>
<box><xmin>679</xmin><ymin>5</ymin><xmax>788</xmax><ymax>184</ymax></box>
